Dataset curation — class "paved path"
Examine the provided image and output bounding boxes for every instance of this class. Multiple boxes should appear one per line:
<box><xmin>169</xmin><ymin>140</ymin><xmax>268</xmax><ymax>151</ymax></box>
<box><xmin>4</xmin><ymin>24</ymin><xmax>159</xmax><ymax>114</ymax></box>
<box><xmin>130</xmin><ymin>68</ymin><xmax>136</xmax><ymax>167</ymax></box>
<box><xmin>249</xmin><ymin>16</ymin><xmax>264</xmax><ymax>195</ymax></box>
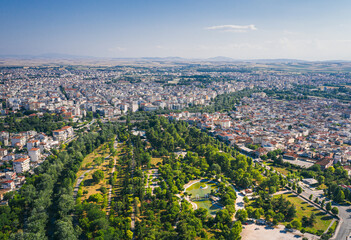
<box><xmin>73</xmin><ymin>167</ymin><xmax>93</xmax><ymax>199</ymax></box>
<box><xmin>181</xmin><ymin>179</ymin><xmax>203</xmax><ymax>211</ymax></box>
<box><xmin>145</xmin><ymin>169</ymin><xmax>159</xmax><ymax>195</ymax></box>
<box><xmin>230</xmin><ymin>185</ymin><xmax>245</xmax><ymax>211</ymax></box>
<box><xmin>107</xmin><ymin>141</ymin><xmax>117</xmax><ymax>214</ymax></box>
<box><xmin>130</xmin><ymin>144</ymin><xmax>136</xmax><ymax>238</ymax></box>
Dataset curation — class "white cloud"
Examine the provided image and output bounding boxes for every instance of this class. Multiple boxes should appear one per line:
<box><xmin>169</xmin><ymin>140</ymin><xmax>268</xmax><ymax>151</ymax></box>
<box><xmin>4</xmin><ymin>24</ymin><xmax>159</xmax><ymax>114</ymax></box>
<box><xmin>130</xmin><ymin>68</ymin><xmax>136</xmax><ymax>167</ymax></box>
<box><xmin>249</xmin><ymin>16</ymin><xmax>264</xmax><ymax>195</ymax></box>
<box><xmin>205</xmin><ymin>24</ymin><xmax>257</xmax><ymax>32</ymax></box>
<box><xmin>108</xmin><ymin>46</ymin><xmax>126</xmax><ymax>52</ymax></box>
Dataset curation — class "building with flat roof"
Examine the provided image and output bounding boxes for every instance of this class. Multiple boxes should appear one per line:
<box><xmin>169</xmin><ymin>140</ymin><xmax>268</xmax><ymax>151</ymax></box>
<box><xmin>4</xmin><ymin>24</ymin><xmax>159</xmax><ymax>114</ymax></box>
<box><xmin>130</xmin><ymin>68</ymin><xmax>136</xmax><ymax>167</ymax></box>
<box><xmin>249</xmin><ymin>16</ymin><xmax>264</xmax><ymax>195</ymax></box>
<box><xmin>13</xmin><ymin>157</ymin><xmax>30</xmax><ymax>173</ymax></box>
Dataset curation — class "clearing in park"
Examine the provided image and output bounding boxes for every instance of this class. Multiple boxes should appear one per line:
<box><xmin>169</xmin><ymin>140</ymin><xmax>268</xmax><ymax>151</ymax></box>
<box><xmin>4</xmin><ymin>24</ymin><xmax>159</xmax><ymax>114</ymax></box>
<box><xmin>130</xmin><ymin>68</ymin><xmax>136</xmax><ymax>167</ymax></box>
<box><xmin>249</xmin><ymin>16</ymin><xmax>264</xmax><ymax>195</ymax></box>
<box><xmin>185</xmin><ymin>179</ymin><xmax>223</xmax><ymax>216</ymax></box>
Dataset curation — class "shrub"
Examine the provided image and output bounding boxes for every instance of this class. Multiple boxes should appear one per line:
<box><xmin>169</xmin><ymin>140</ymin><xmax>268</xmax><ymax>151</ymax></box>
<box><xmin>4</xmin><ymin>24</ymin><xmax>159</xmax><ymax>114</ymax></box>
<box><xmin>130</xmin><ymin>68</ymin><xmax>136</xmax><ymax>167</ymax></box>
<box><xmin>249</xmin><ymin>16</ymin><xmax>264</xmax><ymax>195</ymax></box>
<box><xmin>100</xmin><ymin>186</ymin><xmax>108</xmax><ymax>194</ymax></box>
<box><xmin>92</xmin><ymin>170</ymin><xmax>104</xmax><ymax>183</ymax></box>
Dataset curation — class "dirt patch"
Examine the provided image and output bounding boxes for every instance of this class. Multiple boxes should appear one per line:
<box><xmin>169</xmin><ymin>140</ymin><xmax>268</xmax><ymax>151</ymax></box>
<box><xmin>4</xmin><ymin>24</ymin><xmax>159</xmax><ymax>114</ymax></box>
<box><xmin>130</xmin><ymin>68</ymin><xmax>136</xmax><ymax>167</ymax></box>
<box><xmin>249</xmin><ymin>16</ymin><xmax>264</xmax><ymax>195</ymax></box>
<box><xmin>241</xmin><ymin>224</ymin><xmax>316</xmax><ymax>240</ymax></box>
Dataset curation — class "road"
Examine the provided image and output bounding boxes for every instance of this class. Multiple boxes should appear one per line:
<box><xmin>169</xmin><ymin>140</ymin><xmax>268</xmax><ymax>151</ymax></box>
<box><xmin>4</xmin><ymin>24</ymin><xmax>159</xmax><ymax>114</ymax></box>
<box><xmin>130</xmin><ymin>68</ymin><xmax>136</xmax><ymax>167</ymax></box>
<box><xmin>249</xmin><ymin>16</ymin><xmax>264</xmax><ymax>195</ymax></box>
<box><xmin>335</xmin><ymin>207</ymin><xmax>351</xmax><ymax>240</ymax></box>
<box><xmin>63</xmin><ymin>135</ymin><xmax>78</xmax><ymax>145</ymax></box>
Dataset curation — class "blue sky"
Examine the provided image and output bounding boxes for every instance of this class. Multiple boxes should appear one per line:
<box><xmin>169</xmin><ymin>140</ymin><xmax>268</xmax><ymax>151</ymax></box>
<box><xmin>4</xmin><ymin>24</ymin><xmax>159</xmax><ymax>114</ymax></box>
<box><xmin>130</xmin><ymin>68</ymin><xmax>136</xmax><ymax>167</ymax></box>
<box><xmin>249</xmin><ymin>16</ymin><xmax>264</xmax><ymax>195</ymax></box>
<box><xmin>1</xmin><ymin>0</ymin><xmax>351</xmax><ymax>60</ymax></box>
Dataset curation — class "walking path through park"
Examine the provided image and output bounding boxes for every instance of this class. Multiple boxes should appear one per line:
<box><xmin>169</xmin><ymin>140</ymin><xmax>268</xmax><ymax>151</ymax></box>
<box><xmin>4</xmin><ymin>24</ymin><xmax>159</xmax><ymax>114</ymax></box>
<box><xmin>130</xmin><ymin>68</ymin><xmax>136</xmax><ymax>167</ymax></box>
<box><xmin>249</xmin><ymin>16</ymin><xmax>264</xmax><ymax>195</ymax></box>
<box><xmin>130</xmin><ymin>144</ymin><xmax>136</xmax><ymax>239</ymax></box>
<box><xmin>73</xmin><ymin>150</ymin><xmax>114</xmax><ymax>200</ymax></box>
<box><xmin>145</xmin><ymin>169</ymin><xmax>159</xmax><ymax>195</ymax></box>
<box><xmin>73</xmin><ymin>167</ymin><xmax>94</xmax><ymax>199</ymax></box>
<box><xmin>107</xmin><ymin>140</ymin><xmax>118</xmax><ymax>214</ymax></box>
<box><xmin>230</xmin><ymin>185</ymin><xmax>245</xmax><ymax>211</ymax></box>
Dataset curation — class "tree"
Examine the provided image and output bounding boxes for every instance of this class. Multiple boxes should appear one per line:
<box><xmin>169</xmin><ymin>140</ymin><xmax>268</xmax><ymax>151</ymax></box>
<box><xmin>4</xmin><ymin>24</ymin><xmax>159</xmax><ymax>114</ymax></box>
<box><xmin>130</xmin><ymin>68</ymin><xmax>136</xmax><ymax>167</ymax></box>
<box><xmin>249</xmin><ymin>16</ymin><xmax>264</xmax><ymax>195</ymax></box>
<box><xmin>54</xmin><ymin>220</ymin><xmax>78</xmax><ymax>240</ymax></box>
<box><xmin>331</xmin><ymin>207</ymin><xmax>339</xmax><ymax>215</ymax></box>
<box><xmin>317</xmin><ymin>175</ymin><xmax>325</xmax><ymax>185</ymax></box>
<box><xmin>92</xmin><ymin>170</ymin><xmax>104</xmax><ymax>183</ymax></box>
<box><xmin>309</xmin><ymin>194</ymin><xmax>313</xmax><ymax>200</ymax></box>
<box><xmin>326</xmin><ymin>202</ymin><xmax>332</xmax><ymax>212</ymax></box>
<box><xmin>309</xmin><ymin>213</ymin><xmax>316</xmax><ymax>226</ymax></box>
<box><xmin>211</xmin><ymin>163</ymin><xmax>221</xmax><ymax>175</ymax></box>
<box><xmin>321</xmin><ymin>199</ymin><xmax>325</xmax><ymax>208</ymax></box>
<box><xmin>88</xmin><ymin>193</ymin><xmax>104</xmax><ymax>203</ymax></box>
<box><xmin>126</xmin><ymin>230</ymin><xmax>133</xmax><ymax>240</ymax></box>
<box><xmin>216</xmin><ymin>209</ymin><xmax>231</xmax><ymax>225</ymax></box>
<box><xmin>291</xmin><ymin>219</ymin><xmax>302</xmax><ymax>229</ymax></box>
<box><xmin>225</xmin><ymin>221</ymin><xmax>242</xmax><ymax>240</ymax></box>
<box><xmin>235</xmin><ymin>209</ymin><xmax>248</xmax><ymax>222</ymax></box>
<box><xmin>286</xmin><ymin>205</ymin><xmax>297</xmax><ymax>221</ymax></box>
<box><xmin>100</xmin><ymin>186</ymin><xmax>108</xmax><ymax>194</ymax></box>
<box><xmin>297</xmin><ymin>186</ymin><xmax>302</xmax><ymax>195</ymax></box>
<box><xmin>274</xmin><ymin>213</ymin><xmax>285</xmax><ymax>222</ymax></box>
<box><xmin>57</xmin><ymin>194</ymin><xmax>75</xmax><ymax>218</ymax></box>
<box><xmin>254</xmin><ymin>209</ymin><xmax>264</xmax><ymax>220</ymax></box>
<box><xmin>336</xmin><ymin>189</ymin><xmax>345</xmax><ymax>203</ymax></box>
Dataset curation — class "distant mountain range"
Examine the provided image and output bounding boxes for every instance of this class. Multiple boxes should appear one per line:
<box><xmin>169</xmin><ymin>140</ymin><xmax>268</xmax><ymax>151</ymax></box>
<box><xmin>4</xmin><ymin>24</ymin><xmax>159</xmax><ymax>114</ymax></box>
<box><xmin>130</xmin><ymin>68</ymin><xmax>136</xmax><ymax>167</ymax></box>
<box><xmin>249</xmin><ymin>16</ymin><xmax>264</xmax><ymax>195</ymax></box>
<box><xmin>0</xmin><ymin>53</ymin><xmax>349</xmax><ymax>63</ymax></box>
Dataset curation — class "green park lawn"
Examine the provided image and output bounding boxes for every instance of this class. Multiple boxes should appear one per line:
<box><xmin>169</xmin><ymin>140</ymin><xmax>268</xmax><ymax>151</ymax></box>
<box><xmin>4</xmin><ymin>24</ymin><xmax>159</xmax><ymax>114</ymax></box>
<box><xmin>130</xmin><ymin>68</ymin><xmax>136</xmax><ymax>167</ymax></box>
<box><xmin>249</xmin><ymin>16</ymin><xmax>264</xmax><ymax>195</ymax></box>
<box><xmin>185</xmin><ymin>180</ymin><xmax>221</xmax><ymax>216</ymax></box>
<box><xmin>276</xmin><ymin>193</ymin><xmax>334</xmax><ymax>234</ymax></box>
<box><xmin>265</xmin><ymin>162</ymin><xmax>294</xmax><ymax>176</ymax></box>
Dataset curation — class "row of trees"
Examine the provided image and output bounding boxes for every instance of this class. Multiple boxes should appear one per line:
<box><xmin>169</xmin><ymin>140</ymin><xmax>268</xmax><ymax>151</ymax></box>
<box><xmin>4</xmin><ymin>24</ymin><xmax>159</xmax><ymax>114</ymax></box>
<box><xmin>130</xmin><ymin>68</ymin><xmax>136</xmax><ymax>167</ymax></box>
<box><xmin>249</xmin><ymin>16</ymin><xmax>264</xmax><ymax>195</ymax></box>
<box><xmin>0</xmin><ymin>121</ymin><xmax>121</xmax><ymax>239</ymax></box>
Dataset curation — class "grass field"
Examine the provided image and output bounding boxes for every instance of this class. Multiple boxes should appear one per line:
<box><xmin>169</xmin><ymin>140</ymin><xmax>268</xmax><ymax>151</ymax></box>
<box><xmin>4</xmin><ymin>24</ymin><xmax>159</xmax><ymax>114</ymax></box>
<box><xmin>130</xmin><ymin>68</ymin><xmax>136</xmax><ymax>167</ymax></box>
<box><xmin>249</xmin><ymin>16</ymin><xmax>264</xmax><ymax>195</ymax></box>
<box><xmin>194</xmin><ymin>200</ymin><xmax>223</xmax><ymax>216</ymax></box>
<box><xmin>265</xmin><ymin>162</ymin><xmax>295</xmax><ymax>176</ymax></box>
<box><xmin>276</xmin><ymin>192</ymin><xmax>334</xmax><ymax>234</ymax></box>
<box><xmin>80</xmin><ymin>153</ymin><xmax>113</xmax><ymax>202</ymax></box>
<box><xmin>186</xmin><ymin>180</ymin><xmax>217</xmax><ymax>197</ymax></box>
<box><xmin>76</xmin><ymin>144</ymin><xmax>110</xmax><ymax>179</ymax></box>
<box><xmin>185</xmin><ymin>180</ymin><xmax>221</xmax><ymax>216</ymax></box>
<box><xmin>75</xmin><ymin>142</ymin><xmax>119</xmax><ymax>212</ymax></box>
<box><xmin>150</xmin><ymin>157</ymin><xmax>163</xmax><ymax>166</ymax></box>
<box><xmin>271</xmin><ymin>166</ymin><xmax>291</xmax><ymax>176</ymax></box>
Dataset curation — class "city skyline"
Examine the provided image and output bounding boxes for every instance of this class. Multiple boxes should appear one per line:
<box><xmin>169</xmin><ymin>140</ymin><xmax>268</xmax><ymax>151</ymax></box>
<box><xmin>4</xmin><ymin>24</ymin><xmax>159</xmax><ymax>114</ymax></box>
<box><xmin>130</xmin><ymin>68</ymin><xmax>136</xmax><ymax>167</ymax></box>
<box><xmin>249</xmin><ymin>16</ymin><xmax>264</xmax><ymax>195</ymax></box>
<box><xmin>1</xmin><ymin>0</ymin><xmax>351</xmax><ymax>60</ymax></box>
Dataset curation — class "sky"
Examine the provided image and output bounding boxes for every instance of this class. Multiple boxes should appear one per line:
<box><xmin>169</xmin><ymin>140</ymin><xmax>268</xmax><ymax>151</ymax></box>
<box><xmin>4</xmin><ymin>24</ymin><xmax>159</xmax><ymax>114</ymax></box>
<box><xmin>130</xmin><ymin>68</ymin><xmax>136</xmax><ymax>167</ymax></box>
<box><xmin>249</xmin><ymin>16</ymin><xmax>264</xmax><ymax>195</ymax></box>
<box><xmin>1</xmin><ymin>0</ymin><xmax>351</xmax><ymax>60</ymax></box>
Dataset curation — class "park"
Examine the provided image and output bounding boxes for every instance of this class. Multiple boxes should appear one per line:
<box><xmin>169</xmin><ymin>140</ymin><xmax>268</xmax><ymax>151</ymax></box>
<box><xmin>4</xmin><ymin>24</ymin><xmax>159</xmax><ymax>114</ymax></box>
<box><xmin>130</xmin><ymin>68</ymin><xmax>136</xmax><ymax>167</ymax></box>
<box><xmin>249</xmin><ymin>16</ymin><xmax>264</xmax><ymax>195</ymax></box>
<box><xmin>184</xmin><ymin>179</ymin><xmax>224</xmax><ymax>216</ymax></box>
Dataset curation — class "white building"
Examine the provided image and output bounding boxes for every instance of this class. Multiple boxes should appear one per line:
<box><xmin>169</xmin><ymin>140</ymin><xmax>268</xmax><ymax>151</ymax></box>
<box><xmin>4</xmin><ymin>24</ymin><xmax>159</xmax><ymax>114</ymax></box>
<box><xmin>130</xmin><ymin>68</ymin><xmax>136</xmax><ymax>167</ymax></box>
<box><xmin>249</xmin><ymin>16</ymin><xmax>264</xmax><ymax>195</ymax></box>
<box><xmin>26</xmin><ymin>140</ymin><xmax>39</xmax><ymax>150</ymax></box>
<box><xmin>62</xmin><ymin>126</ymin><xmax>74</xmax><ymax>137</ymax></box>
<box><xmin>53</xmin><ymin>129</ymin><xmax>67</xmax><ymax>141</ymax></box>
<box><xmin>13</xmin><ymin>157</ymin><xmax>30</xmax><ymax>173</ymax></box>
<box><xmin>11</xmin><ymin>136</ymin><xmax>26</xmax><ymax>147</ymax></box>
<box><xmin>28</xmin><ymin>148</ymin><xmax>41</xmax><ymax>162</ymax></box>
